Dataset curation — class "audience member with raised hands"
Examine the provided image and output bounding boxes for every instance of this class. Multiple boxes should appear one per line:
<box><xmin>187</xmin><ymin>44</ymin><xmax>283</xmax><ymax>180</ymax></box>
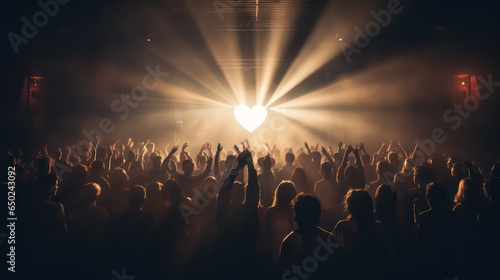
<box><xmin>216</xmin><ymin>149</ymin><xmax>260</xmax><ymax>280</ymax></box>
<box><xmin>258</xmin><ymin>153</ymin><xmax>278</xmax><ymax>208</ymax></box>
<box><xmin>337</xmin><ymin>145</ymin><xmax>366</xmax><ymax>194</ymax></box>
<box><xmin>163</xmin><ymin>144</ymin><xmax>212</xmax><ymax>198</ymax></box>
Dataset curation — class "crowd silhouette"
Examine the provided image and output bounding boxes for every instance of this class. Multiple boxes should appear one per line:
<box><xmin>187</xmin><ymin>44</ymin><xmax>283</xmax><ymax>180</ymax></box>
<box><xmin>2</xmin><ymin>138</ymin><xmax>500</xmax><ymax>280</ymax></box>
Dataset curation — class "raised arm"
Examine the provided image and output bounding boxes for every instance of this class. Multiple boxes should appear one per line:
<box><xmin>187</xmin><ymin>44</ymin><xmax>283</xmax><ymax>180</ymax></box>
<box><xmin>214</xmin><ymin>143</ymin><xmax>223</xmax><ymax>179</ymax></box>
<box><xmin>397</xmin><ymin>141</ymin><xmax>409</xmax><ymax>159</ymax></box>
<box><xmin>304</xmin><ymin>142</ymin><xmax>312</xmax><ymax>155</ymax></box>
<box><xmin>197</xmin><ymin>156</ymin><xmax>213</xmax><ymax>179</ymax></box>
<box><xmin>353</xmin><ymin>145</ymin><xmax>366</xmax><ymax>186</ymax></box>
<box><xmin>321</xmin><ymin>146</ymin><xmax>334</xmax><ymax>166</ymax></box>
<box><xmin>372</xmin><ymin>142</ymin><xmax>387</xmax><ymax>166</ymax></box>
<box><xmin>90</xmin><ymin>136</ymin><xmax>100</xmax><ymax>164</ymax></box>
<box><xmin>217</xmin><ymin>151</ymin><xmax>248</xmax><ymax>224</ymax></box>
<box><xmin>243</xmin><ymin>151</ymin><xmax>259</xmax><ymax>207</ymax></box>
<box><xmin>162</xmin><ymin>146</ymin><xmax>179</xmax><ymax>176</ymax></box>
<box><xmin>336</xmin><ymin>145</ymin><xmax>353</xmax><ymax>185</ymax></box>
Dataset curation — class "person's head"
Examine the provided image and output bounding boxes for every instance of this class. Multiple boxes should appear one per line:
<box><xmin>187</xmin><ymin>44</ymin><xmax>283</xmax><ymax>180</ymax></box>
<box><xmin>320</xmin><ymin>162</ymin><xmax>332</xmax><ymax>179</ymax></box>
<box><xmin>291</xmin><ymin>167</ymin><xmax>307</xmax><ymax>188</ymax></box>
<box><xmin>374</xmin><ymin>184</ymin><xmax>396</xmax><ymax>212</ymax></box>
<box><xmin>387</xmin><ymin>152</ymin><xmax>399</xmax><ymax>165</ymax></box>
<box><xmin>112</xmin><ymin>156</ymin><xmax>125</xmax><ymax>169</ymax></box>
<box><xmin>66</xmin><ymin>164</ymin><xmax>89</xmax><ymax>187</ymax></box>
<box><xmin>344</xmin><ymin>165</ymin><xmax>358</xmax><ymax>183</ymax></box>
<box><xmin>198</xmin><ymin>155</ymin><xmax>207</xmax><ymax>168</ymax></box>
<box><xmin>129</xmin><ymin>161</ymin><xmax>144</xmax><ymax>175</ymax></box>
<box><xmin>96</xmin><ymin>147</ymin><xmax>107</xmax><ymax>161</ymax></box>
<box><xmin>162</xmin><ymin>179</ymin><xmax>184</xmax><ymax>205</ymax></box>
<box><xmin>200</xmin><ymin>176</ymin><xmax>219</xmax><ymax>200</ymax></box>
<box><xmin>454</xmin><ymin>178</ymin><xmax>481</xmax><ymax>206</ymax></box>
<box><xmin>230</xmin><ymin>181</ymin><xmax>245</xmax><ymax>205</ymax></box>
<box><xmin>129</xmin><ymin>185</ymin><xmax>146</xmax><ymax>210</ymax></box>
<box><xmin>428</xmin><ymin>157</ymin><xmax>446</xmax><ymax>171</ymax></box>
<box><xmin>77</xmin><ymin>182</ymin><xmax>101</xmax><ymax>206</ymax></box>
<box><xmin>344</xmin><ymin>189</ymin><xmax>374</xmax><ymax>222</ymax></box>
<box><xmin>127</xmin><ymin>150</ymin><xmax>136</xmax><ymax>162</ymax></box>
<box><xmin>260</xmin><ymin>155</ymin><xmax>274</xmax><ymax>170</ymax></box>
<box><xmin>34</xmin><ymin>174</ymin><xmax>58</xmax><ymax>201</ymax></box>
<box><xmin>292</xmin><ymin>193</ymin><xmax>321</xmax><ymax>229</ymax></box>
<box><xmin>311</xmin><ymin>151</ymin><xmax>321</xmax><ymax>165</ymax></box>
<box><xmin>285</xmin><ymin>152</ymin><xmax>295</xmax><ymax>165</ymax></box>
<box><xmin>484</xmin><ymin>177</ymin><xmax>500</xmax><ymax>204</ymax></box>
<box><xmin>333</xmin><ymin>153</ymin><xmax>343</xmax><ymax>165</ymax></box>
<box><xmin>182</xmin><ymin>159</ymin><xmax>195</xmax><ymax>175</ymax></box>
<box><xmin>272</xmin><ymin>181</ymin><xmax>297</xmax><ymax>208</ymax></box>
<box><xmin>109</xmin><ymin>167</ymin><xmax>129</xmax><ymax>191</ymax></box>
<box><xmin>376</xmin><ymin>161</ymin><xmax>390</xmax><ymax>176</ymax></box>
<box><xmin>451</xmin><ymin>162</ymin><xmax>469</xmax><ymax>181</ymax></box>
<box><xmin>152</xmin><ymin>156</ymin><xmax>162</xmax><ymax>169</ymax></box>
<box><xmin>145</xmin><ymin>181</ymin><xmax>163</xmax><ymax>206</ymax></box>
<box><xmin>413</xmin><ymin>165</ymin><xmax>435</xmax><ymax>188</ymax></box>
<box><xmin>90</xmin><ymin>160</ymin><xmax>106</xmax><ymax>177</ymax></box>
<box><xmin>37</xmin><ymin>156</ymin><xmax>52</xmax><ymax>175</ymax></box>
<box><xmin>426</xmin><ymin>182</ymin><xmax>447</xmax><ymax>209</ymax></box>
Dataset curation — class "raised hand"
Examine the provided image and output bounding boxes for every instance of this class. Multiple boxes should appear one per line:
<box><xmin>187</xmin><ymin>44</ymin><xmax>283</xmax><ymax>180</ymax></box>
<box><xmin>169</xmin><ymin>145</ymin><xmax>179</xmax><ymax>156</ymax></box>
<box><xmin>346</xmin><ymin>145</ymin><xmax>354</xmax><ymax>154</ymax></box>
<box><xmin>241</xmin><ymin>149</ymin><xmax>253</xmax><ymax>164</ymax></box>
<box><xmin>182</xmin><ymin>142</ymin><xmax>188</xmax><ymax>152</ymax></box>
<box><xmin>237</xmin><ymin>149</ymin><xmax>252</xmax><ymax>168</ymax></box>
<box><xmin>216</xmin><ymin>143</ymin><xmax>223</xmax><ymax>154</ymax></box>
<box><xmin>263</xmin><ymin>153</ymin><xmax>272</xmax><ymax>168</ymax></box>
<box><xmin>234</xmin><ymin>144</ymin><xmax>241</xmax><ymax>155</ymax></box>
<box><xmin>321</xmin><ymin>146</ymin><xmax>329</xmax><ymax>157</ymax></box>
<box><xmin>265</xmin><ymin>142</ymin><xmax>271</xmax><ymax>151</ymax></box>
<box><xmin>56</xmin><ymin>148</ymin><xmax>63</xmax><ymax>161</ymax></box>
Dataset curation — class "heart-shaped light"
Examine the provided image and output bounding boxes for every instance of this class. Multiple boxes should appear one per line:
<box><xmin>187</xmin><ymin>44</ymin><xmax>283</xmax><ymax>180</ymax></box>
<box><xmin>234</xmin><ymin>105</ymin><xmax>267</xmax><ymax>132</ymax></box>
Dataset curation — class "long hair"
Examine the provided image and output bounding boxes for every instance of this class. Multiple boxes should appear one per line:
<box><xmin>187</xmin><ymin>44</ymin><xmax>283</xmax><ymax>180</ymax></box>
<box><xmin>454</xmin><ymin>178</ymin><xmax>481</xmax><ymax>206</ymax></box>
<box><xmin>344</xmin><ymin>189</ymin><xmax>375</xmax><ymax>229</ymax></box>
<box><xmin>272</xmin><ymin>181</ymin><xmax>297</xmax><ymax>208</ymax></box>
<box><xmin>163</xmin><ymin>179</ymin><xmax>184</xmax><ymax>206</ymax></box>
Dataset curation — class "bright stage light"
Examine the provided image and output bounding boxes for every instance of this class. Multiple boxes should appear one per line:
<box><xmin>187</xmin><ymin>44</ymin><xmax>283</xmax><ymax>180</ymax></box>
<box><xmin>234</xmin><ymin>105</ymin><xmax>267</xmax><ymax>132</ymax></box>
